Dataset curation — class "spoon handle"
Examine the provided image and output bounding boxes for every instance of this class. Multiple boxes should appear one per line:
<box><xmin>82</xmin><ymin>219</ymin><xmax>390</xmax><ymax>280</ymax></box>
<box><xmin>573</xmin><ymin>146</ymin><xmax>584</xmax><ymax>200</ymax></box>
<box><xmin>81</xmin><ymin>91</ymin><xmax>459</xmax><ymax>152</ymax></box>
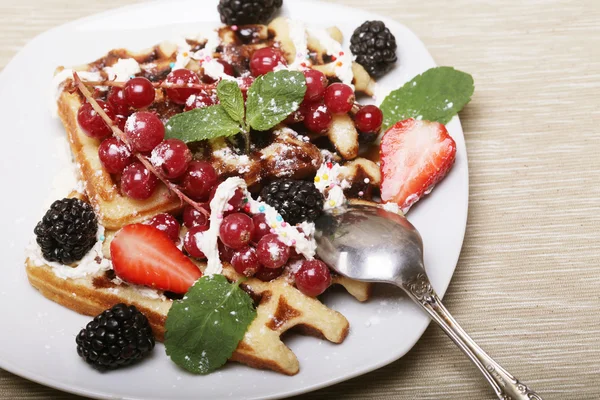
<box><xmin>402</xmin><ymin>273</ymin><xmax>542</xmax><ymax>400</ymax></box>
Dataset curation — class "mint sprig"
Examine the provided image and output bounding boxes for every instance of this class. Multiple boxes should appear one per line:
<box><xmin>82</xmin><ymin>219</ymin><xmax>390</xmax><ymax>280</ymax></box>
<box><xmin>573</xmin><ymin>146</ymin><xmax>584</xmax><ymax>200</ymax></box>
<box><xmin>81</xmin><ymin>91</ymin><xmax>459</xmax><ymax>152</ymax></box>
<box><xmin>165</xmin><ymin>105</ymin><xmax>241</xmax><ymax>142</ymax></box>
<box><xmin>380</xmin><ymin>67</ymin><xmax>474</xmax><ymax>130</ymax></box>
<box><xmin>165</xmin><ymin>275</ymin><xmax>256</xmax><ymax>375</ymax></box>
<box><xmin>217</xmin><ymin>80</ymin><xmax>245</xmax><ymax>125</ymax></box>
<box><xmin>165</xmin><ymin>71</ymin><xmax>306</xmax><ymax>149</ymax></box>
<box><xmin>246</xmin><ymin>70</ymin><xmax>306</xmax><ymax>131</ymax></box>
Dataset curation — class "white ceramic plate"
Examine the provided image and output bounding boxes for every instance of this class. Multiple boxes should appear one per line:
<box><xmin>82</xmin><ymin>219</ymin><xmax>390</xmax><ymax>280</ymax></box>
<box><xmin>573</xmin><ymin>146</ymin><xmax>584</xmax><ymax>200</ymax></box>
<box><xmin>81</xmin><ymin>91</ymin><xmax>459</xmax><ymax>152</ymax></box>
<box><xmin>0</xmin><ymin>0</ymin><xmax>468</xmax><ymax>399</ymax></box>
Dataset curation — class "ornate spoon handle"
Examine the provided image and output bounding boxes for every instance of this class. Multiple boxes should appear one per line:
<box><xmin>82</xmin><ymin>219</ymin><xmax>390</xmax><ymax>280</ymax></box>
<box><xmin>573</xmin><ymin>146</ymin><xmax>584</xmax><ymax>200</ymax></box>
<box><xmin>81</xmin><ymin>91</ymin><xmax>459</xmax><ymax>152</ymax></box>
<box><xmin>402</xmin><ymin>273</ymin><xmax>542</xmax><ymax>400</ymax></box>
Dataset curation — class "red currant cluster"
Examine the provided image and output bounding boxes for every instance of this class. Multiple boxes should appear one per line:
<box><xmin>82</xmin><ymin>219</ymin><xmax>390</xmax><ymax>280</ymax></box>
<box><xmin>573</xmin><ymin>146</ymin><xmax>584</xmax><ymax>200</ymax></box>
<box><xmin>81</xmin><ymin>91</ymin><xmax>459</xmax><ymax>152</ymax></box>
<box><xmin>147</xmin><ymin>201</ymin><xmax>331</xmax><ymax>297</ymax></box>
<box><xmin>248</xmin><ymin>47</ymin><xmax>384</xmax><ymax>138</ymax></box>
<box><xmin>77</xmin><ymin>69</ymin><xmax>223</xmax><ymax>201</ymax></box>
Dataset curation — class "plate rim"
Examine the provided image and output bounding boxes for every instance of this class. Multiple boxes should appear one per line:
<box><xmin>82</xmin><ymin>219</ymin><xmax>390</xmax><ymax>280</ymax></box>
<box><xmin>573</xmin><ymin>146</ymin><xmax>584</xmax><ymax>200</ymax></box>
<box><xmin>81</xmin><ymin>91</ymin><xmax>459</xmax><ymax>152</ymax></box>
<box><xmin>0</xmin><ymin>0</ymin><xmax>469</xmax><ymax>398</ymax></box>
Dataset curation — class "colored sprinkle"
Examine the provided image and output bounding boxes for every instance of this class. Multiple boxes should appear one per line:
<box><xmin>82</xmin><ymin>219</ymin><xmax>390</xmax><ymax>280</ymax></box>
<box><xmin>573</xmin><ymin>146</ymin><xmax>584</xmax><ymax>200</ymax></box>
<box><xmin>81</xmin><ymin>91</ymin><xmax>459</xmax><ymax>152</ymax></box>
<box><xmin>228</xmin><ymin>205</ymin><xmax>234</xmax><ymax>211</ymax></box>
<box><xmin>329</xmin><ymin>200</ymin><xmax>336</xmax><ymax>207</ymax></box>
<box><xmin>270</xmin><ymin>228</ymin><xmax>276</xmax><ymax>234</ymax></box>
<box><xmin>276</xmin><ymin>215</ymin><xmax>283</xmax><ymax>222</ymax></box>
<box><xmin>364</xmin><ymin>178</ymin><xmax>370</xmax><ymax>184</ymax></box>
<box><xmin>323</xmin><ymin>174</ymin><xmax>329</xmax><ymax>180</ymax></box>
<box><xmin>314</xmin><ymin>176</ymin><xmax>321</xmax><ymax>183</ymax></box>
<box><xmin>259</xmin><ymin>205</ymin><xmax>265</xmax><ymax>212</ymax></box>
<box><xmin>336</xmin><ymin>61</ymin><xmax>343</xmax><ymax>67</ymax></box>
<box><xmin>205</xmin><ymin>56</ymin><xmax>212</xmax><ymax>62</ymax></box>
<box><xmin>291</xmin><ymin>239</ymin><xmax>296</xmax><ymax>245</ymax></box>
<box><xmin>271</xmin><ymin>223</ymin><xmax>277</xmax><ymax>229</ymax></box>
<box><xmin>183</xmin><ymin>52</ymin><xmax>189</xmax><ymax>57</ymax></box>
<box><xmin>217</xmin><ymin>213</ymin><xmax>223</xmax><ymax>220</ymax></box>
<box><xmin>129</xmin><ymin>75</ymin><xmax>136</xmax><ymax>79</ymax></box>
<box><xmin>358</xmin><ymin>191</ymin><xmax>364</xmax><ymax>197</ymax></box>
<box><xmin>281</xmin><ymin>232</ymin><xmax>287</xmax><ymax>237</ymax></box>
<box><xmin>243</xmin><ymin>198</ymin><xmax>249</xmax><ymax>203</ymax></box>
<box><xmin>305</xmin><ymin>54</ymin><xmax>311</xmax><ymax>59</ymax></box>
<box><xmin>331</xmin><ymin>55</ymin><xmax>337</xmax><ymax>61</ymax></box>
<box><xmin>99</xmin><ymin>235</ymin><xmax>105</xmax><ymax>242</ymax></box>
<box><xmin>231</xmin><ymin>25</ymin><xmax>239</xmax><ymax>31</ymax></box>
<box><xmin>169</xmin><ymin>62</ymin><xmax>175</xmax><ymax>68</ymax></box>
<box><xmin>326</xmin><ymin>162</ymin><xmax>333</xmax><ymax>169</ymax></box>
<box><xmin>281</xmin><ymin>221</ymin><xmax>287</xmax><ymax>227</ymax></box>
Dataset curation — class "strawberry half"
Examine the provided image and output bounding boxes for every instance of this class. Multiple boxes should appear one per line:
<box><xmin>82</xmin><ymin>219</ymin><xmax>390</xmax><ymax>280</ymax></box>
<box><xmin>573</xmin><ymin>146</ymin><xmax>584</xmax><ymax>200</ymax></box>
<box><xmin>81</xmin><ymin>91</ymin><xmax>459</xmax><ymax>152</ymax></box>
<box><xmin>110</xmin><ymin>224</ymin><xmax>202</xmax><ymax>294</ymax></box>
<box><xmin>380</xmin><ymin>118</ymin><xmax>457</xmax><ymax>212</ymax></box>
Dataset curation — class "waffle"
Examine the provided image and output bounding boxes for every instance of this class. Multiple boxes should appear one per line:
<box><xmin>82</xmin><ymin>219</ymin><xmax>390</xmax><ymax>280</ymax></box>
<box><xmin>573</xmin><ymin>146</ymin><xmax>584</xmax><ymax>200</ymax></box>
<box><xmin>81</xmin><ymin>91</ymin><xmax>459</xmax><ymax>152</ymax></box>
<box><xmin>25</xmin><ymin>233</ymin><xmax>370</xmax><ymax>375</ymax></box>
<box><xmin>40</xmin><ymin>21</ymin><xmax>386</xmax><ymax>375</ymax></box>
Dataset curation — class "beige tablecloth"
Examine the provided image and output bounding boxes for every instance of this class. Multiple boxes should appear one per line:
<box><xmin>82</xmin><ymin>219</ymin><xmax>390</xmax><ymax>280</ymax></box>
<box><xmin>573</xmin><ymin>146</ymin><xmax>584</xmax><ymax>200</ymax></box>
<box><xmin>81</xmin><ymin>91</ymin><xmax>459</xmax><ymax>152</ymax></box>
<box><xmin>1</xmin><ymin>0</ymin><xmax>599</xmax><ymax>399</ymax></box>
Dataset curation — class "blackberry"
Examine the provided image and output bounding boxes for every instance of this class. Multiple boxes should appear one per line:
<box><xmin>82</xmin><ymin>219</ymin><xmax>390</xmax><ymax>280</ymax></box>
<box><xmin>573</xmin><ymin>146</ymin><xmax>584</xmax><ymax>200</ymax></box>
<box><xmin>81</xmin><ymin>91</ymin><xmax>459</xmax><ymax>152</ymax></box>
<box><xmin>350</xmin><ymin>21</ymin><xmax>398</xmax><ymax>78</ymax></box>
<box><xmin>218</xmin><ymin>0</ymin><xmax>283</xmax><ymax>26</ymax></box>
<box><xmin>76</xmin><ymin>304</ymin><xmax>155</xmax><ymax>371</ymax></box>
<box><xmin>260</xmin><ymin>179</ymin><xmax>324</xmax><ymax>225</ymax></box>
<box><xmin>34</xmin><ymin>198</ymin><xmax>98</xmax><ymax>265</ymax></box>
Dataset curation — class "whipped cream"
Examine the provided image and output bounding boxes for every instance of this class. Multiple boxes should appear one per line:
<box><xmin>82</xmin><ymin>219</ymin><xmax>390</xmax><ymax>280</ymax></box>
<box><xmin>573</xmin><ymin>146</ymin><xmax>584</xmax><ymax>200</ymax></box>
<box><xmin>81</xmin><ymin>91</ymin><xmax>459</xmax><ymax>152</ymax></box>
<box><xmin>104</xmin><ymin>58</ymin><xmax>141</xmax><ymax>81</ymax></box>
<box><xmin>382</xmin><ymin>202</ymin><xmax>401</xmax><ymax>214</ymax></box>
<box><xmin>203</xmin><ymin>59</ymin><xmax>235</xmax><ymax>81</ymax></box>
<box><xmin>307</xmin><ymin>27</ymin><xmax>355</xmax><ymax>88</ymax></box>
<box><xmin>201</xmin><ymin>177</ymin><xmax>317</xmax><ymax>276</ymax></box>
<box><xmin>26</xmin><ymin>225</ymin><xmax>111</xmax><ymax>280</ymax></box>
<box><xmin>314</xmin><ymin>162</ymin><xmax>350</xmax><ymax>210</ymax></box>
<box><xmin>287</xmin><ymin>19</ymin><xmax>310</xmax><ymax>70</ymax></box>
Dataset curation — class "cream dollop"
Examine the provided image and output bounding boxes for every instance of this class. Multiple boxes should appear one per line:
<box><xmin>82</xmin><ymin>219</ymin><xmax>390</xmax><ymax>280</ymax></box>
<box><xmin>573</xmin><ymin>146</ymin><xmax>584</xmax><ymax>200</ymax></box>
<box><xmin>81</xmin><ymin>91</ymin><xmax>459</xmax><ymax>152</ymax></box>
<box><xmin>26</xmin><ymin>225</ymin><xmax>111</xmax><ymax>280</ymax></box>
<box><xmin>201</xmin><ymin>177</ymin><xmax>317</xmax><ymax>276</ymax></box>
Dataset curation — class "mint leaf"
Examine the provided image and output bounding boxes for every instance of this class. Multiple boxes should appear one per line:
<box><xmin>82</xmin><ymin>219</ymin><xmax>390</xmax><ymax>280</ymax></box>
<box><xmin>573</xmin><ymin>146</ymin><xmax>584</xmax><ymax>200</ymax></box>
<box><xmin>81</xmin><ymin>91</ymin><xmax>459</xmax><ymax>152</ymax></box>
<box><xmin>165</xmin><ymin>105</ymin><xmax>241</xmax><ymax>143</ymax></box>
<box><xmin>217</xmin><ymin>80</ymin><xmax>245</xmax><ymax>125</ymax></box>
<box><xmin>245</xmin><ymin>70</ymin><xmax>306</xmax><ymax>131</ymax></box>
<box><xmin>165</xmin><ymin>275</ymin><xmax>256</xmax><ymax>375</ymax></box>
<box><xmin>380</xmin><ymin>67</ymin><xmax>474</xmax><ymax>129</ymax></box>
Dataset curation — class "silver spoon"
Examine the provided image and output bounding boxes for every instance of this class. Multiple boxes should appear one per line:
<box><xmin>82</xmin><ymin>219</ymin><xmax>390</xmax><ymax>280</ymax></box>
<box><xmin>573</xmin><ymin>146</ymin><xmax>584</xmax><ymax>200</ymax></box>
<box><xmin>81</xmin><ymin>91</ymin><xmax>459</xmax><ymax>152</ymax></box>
<box><xmin>315</xmin><ymin>204</ymin><xmax>542</xmax><ymax>400</ymax></box>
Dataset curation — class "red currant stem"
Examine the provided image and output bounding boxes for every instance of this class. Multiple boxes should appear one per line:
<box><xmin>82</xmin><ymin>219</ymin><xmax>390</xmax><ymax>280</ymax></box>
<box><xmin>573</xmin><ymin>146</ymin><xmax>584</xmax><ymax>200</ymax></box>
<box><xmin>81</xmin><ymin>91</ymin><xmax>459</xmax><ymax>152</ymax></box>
<box><xmin>351</xmin><ymin>102</ymin><xmax>362</xmax><ymax>115</ymax></box>
<box><xmin>73</xmin><ymin>72</ymin><xmax>210</xmax><ymax>219</ymax></box>
<box><xmin>83</xmin><ymin>80</ymin><xmax>217</xmax><ymax>91</ymax></box>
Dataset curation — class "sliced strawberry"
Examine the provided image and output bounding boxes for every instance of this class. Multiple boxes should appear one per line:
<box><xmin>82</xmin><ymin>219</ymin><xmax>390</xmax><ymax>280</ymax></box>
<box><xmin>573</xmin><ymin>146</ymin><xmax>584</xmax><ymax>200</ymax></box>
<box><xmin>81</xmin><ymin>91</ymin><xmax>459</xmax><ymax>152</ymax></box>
<box><xmin>380</xmin><ymin>118</ymin><xmax>457</xmax><ymax>212</ymax></box>
<box><xmin>110</xmin><ymin>224</ymin><xmax>202</xmax><ymax>294</ymax></box>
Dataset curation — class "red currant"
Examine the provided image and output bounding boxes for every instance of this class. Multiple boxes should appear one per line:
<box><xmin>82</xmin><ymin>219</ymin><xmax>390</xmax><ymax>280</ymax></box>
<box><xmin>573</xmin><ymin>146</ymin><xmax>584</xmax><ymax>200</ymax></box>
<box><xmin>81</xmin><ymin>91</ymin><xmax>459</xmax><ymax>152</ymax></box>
<box><xmin>148</xmin><ymin>213</ymin><xmax>180</xmax><ymax>243</ymax></box>
<box><xmin>219</xmin><ymin>213</ymin><xmax>254</xmax><ymax>250</ymax></box>
<box><xmin>251</xmin><ymin>214</ymin><xmax>270</xmax><ymax>243</ymax></box>
<box><xmin>254</xmin><ymin>266</ymin><xmax>284</xmax><ymax>282</ymax></box>
<box><xmin>294</xmin><ymin>259</ymin><xmax>332</xmax><ymax>297</ymax></box>
<box><xmin>107</xmin><ymin>87</ymin><xmax>130</xmax><ymax>116</ymax></box>
<box><xmin>184</xmin><ymin>226</ymin><xmax>207</xmax><ymax>259</ymax></box>
<box><xmin>165</xmin><ymin>69</ymin><xmax>201</xmax><ymax>105</ymax></box>
<box><xmin>250</xmin><ymin>47</ymin><xmax>286</xmax><ymax>76</ymax></box>
<box><xmin>150</xmin><ymin>139</ymin><xmax>192</xmax><ymax>180</ymax></box>
<box><xmin>77</xmin><ymin>100</ymin><xmax>115</xmax><ymax>139</ymax></box>
<box><xmin>184</xmin><ymin>92</ymin><xmax>215</xmax><ymax>111</ymax></box>
<box><xmin>256</xmin><ymin>234</ymin><xmax>290</xmax><ymax>269</ymax></box>
<box><xmin>218</xmin><ymin>240</ymin><xmax>236</xmax><ymax>263</ymax></box>
<box><xmin>202</xmin><ymin>60</ymin><xmax>235</xmax><ymax>83</ymax></box>
<box><xmin>355</xmin><ymin>105</ymin><xmax>383</xmax><ymax>133</ymax></box>
<box><xmin>181</xmin><ymin>161</ymin><xmax>218</xmax><ymax>201</ymax></box>
<box><xmin>231</xmin><ymin>247</ymin><xmax>261</xmax><ymax>277</ymax></box>
<box><xmin>120</xmin><ymin>161</ymin><xmax>158</xmax><ymax>200</ymax></box>
<box><xmin>324</xmin><ymin>83</ymin><xmax>355</xmax><ymax>114</ymax></box>
<box><xmin>182</xmin><ymin>205</ymin><xmax>209</xmax><ymax>229</ymax></box>
<box><xmin>124</xmin><ymin>111</ymin><xmax>165</xmax><ymax>153</ymax></box>
<box><xmin>226</xmin><ymin>189</ymin><xmax>245</xmax><ymax>213</ymax></box>
<box><xmin>123</xmin><ymin>77</ymin><xmax>156</xmax><ymax>109</ymax></box>
<box><xmin>303</xmin><ymin>69</ymin><xmax>328</xmax><ymax>102</ymax></box>
<box><xmin>303</xmin><ymin>103</ymin><xmax>332</xmax><ymax>133</ymax></box>
<box><xmin>98</xmin><ymin>137</ymin><xmax>133</xmax><ymax>174</ymax></box>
